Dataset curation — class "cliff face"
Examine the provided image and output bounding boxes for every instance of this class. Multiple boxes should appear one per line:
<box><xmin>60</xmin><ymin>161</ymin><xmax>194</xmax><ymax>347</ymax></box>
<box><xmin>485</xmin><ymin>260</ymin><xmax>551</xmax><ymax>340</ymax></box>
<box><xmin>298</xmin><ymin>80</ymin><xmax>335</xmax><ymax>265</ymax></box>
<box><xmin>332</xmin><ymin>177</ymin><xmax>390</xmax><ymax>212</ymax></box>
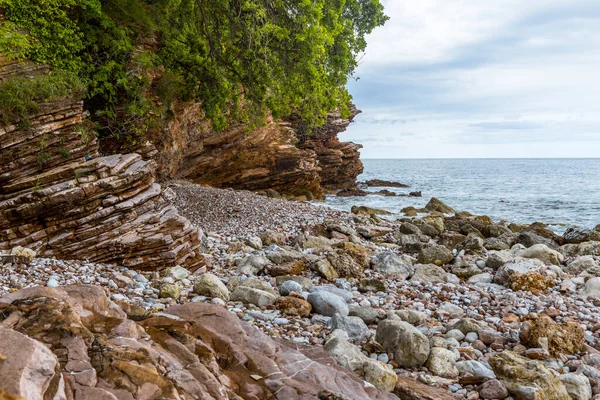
<box><xmin>140</xmin><ymin>102</ymin><xmax>363</xmax><ymax>199</ymax></box>
<box><xmin>0</xmin><ymin>56</ymin><xmax>204</xmax><ymax>270</ymax></box>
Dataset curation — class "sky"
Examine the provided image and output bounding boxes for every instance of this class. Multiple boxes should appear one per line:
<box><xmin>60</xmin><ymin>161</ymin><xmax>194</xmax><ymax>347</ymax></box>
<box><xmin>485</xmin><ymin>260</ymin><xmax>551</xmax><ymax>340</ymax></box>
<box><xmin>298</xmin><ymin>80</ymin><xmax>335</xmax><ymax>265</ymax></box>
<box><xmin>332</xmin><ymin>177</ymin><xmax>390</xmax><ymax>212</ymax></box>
<box><xmin>341</xmin><ymin>0</ymin><xmax>600</xmax><ymax>158</ymax></box>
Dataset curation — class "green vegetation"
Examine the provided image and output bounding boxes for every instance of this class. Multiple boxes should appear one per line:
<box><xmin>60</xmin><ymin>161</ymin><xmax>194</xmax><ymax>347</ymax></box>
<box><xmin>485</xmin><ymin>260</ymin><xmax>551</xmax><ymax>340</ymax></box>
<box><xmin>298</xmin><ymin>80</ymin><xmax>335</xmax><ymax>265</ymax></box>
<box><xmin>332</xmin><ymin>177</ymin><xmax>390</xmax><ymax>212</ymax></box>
<box><xmin>0</xmin><ymin>0</ymin><xmax>387</xmax><ymax>140</ymax></box>
<box><xmin>0</xmin><ymin>71</ymin><xmax>84</xmax><ymax>124</ymax></box>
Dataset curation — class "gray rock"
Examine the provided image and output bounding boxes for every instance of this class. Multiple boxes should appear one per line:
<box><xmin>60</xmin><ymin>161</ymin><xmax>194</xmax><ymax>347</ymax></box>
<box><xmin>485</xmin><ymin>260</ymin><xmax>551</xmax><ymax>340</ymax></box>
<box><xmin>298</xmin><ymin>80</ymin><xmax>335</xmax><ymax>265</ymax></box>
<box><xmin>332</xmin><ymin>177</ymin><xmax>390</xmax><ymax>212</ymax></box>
<box><xmin>394</xmin><ymin>309</ymin><xmax>427</xmax><ymax>326</ymax></box>
<box><xmin>560</xmin><ymin>373</ymin><xmax>592</xmax><ymax>400</ymax></box>
<box><xmin>411</xmin><ymin>264</ymin><xmax>448</xmax><ymax>284</ymax></box>
<box><xmin>230</xmin><ymin>286</ymin><xmax>278</xmax><ymax>307</ymax></box>
<box><xmin>465</xmin><ymin>332</ymin><xmax>478</xmax><ymax>343</ymax></box>
<box><xmin>486</xmin><ymin>250</ymin><xmax>514</xmax><ymax>270</ymax></box>
<box><xmin>451</xmin><ymin>261</ymin><xmax>482</xmax><ymax>278</ymax></box>
<box><xmin>375</xmin><ymin>320</ymin><xmax>430</xmax><ymax>368</ymax></box>
<box><xmin>582</xmin><ymin>277</ymin><xmax>600</xmax><ymax>298</ymax></box>
<box><xmin>450</xmin><ymin>318</ymin><xmax>489</xmax><ymax>335</ymax></box>
<box><xmin>445</xmin><ymin>329</ymin><xmax>466</xmax><ymax>341</ymax></box>
<box><xmin>515</xmin><ymin>244</ymin><xmax>564</xmax><ymax>265</ymax></box>
<box><xmin>307</xmin><ymin>291</ymin><xmax>349</xmax><ymax>317</ymax></box>
<box><xmin>236</xmin><ymin>255</ymin><xmax>270</xmax><ymax>275</ymax></box>
<box><xmin>439</xmin><ymin>302</ymin><xmax>465</xmax><ymax>319</ymax></box>
<box><xmin>331</xmin><ymin>314</ymin><xmax>369</xmax><ymax>341</ymax></box>
<box><xmin>308</xmin><ymin>285</ymin><xmax>353</xmax><ymax>302</ymax></box>
<box><xmin>468</xmin><ymin>273</ymin><xmax>493</xmax><ymax>284</ymax></box>
<box><xmin>279</xmin><ymin>280</ymin><xmax>303</xmax><ymax>296</ymax></box>
<box><xmin>418</xmin><ymin>245</ymin><xmax>454</xmax><ymax>265</ymax></box>
<box><xmin>565</xmin><ymin>256</ymin><xmax>599</xmax><ymax>275</ymax></box>
<box><xmin>425</xmin><ymin>347</ymin><xmax>458</xmax><ymax>378</ymax></box>
<box><xmin>457</xmin><ymin>360</ymin><xmax>496</xmax><ymax>379</ymax></box>
<box><xmin>266</xmin><ymin>248</ymin><xmax>304</xmax><ymax>264</ymax></box>
<box><xmin>371</xmin><ymin>252</ymin><xmax>415</xmax><ymax>279</ymax></box>
<box><xmin>244</xmin><ymin>236</ymin><xmax>263</xmax><ymax>250</ymax></box>
<box><xmin>348</xmin><ymin>305</ymin><xmax>379</xmax><ymax>324</ymax></box>
<box><xmin>193</xmin><ymin>273</ymin><xmax>230</xmax><ymax>301</ymax></box>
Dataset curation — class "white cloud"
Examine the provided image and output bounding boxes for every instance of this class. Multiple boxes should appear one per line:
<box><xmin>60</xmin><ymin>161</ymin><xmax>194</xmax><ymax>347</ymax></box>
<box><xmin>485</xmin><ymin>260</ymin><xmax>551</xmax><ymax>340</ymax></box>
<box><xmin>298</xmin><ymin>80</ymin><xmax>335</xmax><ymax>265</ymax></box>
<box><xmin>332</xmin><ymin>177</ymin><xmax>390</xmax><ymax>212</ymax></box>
<box><xmin>343</xmin><ymin>0</ymin><xmax>600</xmax><ymax>158</ymax></box>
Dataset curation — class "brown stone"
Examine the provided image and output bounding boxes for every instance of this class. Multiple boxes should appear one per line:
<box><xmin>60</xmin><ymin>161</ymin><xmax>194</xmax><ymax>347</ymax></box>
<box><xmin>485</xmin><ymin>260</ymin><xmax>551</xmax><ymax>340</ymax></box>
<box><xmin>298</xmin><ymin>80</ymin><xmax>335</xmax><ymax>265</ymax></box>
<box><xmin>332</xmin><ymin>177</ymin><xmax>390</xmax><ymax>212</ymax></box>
<box><xmin>393</xmin><ymin>376</ymin><xmax>458</xmax><ymax>400</ymax></box>
<box><xmin>519</xmin><ymin>314</ymin><xmax>585</xmax><ymax>356</ymax></box>
<box><xmin>276</xmin><ymin>296</ymin><xmax>312</xmax><ymax>317</ymax></box>
<box><xmin>268</xmin><ymin>260</ymin><xmax>307</xmax><ymax>277</ymax></box>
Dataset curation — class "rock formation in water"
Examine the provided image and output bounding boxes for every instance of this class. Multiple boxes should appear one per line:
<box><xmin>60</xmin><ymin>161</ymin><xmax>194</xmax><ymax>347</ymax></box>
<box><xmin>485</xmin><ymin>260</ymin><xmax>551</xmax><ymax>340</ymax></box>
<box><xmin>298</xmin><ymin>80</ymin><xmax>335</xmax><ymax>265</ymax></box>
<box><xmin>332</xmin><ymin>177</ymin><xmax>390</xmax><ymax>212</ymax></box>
<box><xmin>0</xmin><ymin>55</ymin><xmax>204</xmax><ymax>271</ymax></box>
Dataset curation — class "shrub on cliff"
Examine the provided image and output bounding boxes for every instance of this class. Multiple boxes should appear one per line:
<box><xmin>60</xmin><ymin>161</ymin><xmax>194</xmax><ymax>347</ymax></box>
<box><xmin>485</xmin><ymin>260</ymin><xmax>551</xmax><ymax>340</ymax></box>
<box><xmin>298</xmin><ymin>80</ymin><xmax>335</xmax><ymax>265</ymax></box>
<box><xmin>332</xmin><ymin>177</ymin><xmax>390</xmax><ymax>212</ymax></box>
<box><xmin>0</xmin><ymin>0</ymin><xmax>387</xmax><ymax>140</ymax></box>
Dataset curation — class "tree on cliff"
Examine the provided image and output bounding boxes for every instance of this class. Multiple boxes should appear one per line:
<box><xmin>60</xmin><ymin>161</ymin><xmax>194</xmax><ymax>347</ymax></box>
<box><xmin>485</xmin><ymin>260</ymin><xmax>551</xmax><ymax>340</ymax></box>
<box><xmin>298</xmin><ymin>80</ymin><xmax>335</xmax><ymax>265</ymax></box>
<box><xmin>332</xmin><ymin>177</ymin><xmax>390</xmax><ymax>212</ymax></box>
<box><xmin>0</xmin><ymin>0</ymin><xmax>387</xmax><ymax>140</ymax></box>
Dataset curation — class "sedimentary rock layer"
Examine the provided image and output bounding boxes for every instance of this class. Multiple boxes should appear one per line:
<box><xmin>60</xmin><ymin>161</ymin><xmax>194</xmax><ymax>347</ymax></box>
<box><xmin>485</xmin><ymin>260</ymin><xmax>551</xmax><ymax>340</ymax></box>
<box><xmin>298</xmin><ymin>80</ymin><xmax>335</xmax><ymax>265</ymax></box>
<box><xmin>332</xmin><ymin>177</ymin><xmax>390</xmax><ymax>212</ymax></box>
<box><xmin>0</xmin><ymin>57</ymin><xmax>204</xmax><ymax>271</ymax></box>
<box><xmin>143</xmin><ymin>103</ymin><xmax>363</xmax><ymax>198</ymax></box>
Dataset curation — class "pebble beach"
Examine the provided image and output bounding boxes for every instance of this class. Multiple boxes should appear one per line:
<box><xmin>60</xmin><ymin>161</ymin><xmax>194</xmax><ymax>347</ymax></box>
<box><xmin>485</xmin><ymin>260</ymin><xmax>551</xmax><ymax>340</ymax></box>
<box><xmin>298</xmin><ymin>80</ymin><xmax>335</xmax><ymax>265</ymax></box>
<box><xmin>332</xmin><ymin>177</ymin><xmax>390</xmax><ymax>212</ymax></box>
<box><xmin>2</xmin><ymin>181</ymin><xmax>600</xmax><ymax>400</ymax></box>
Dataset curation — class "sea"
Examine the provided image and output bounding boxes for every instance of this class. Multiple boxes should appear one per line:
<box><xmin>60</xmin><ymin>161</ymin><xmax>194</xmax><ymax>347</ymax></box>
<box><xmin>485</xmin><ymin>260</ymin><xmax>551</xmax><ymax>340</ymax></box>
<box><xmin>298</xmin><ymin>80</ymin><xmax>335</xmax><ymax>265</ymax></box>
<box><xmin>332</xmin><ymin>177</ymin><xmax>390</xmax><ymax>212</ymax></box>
<box><xmin>322</xmin><ymin>158</ymin><xmax>600</xmax><ymax>232</ymax></box>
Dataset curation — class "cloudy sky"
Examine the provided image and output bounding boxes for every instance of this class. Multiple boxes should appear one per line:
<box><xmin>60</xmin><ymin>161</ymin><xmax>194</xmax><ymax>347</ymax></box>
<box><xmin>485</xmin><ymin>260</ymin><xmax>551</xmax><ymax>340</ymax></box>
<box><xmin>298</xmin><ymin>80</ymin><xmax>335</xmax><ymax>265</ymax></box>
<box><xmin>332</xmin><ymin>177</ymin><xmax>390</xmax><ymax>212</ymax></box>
<box><xmin>342</xmin><ymin>0</ymin><xmax>600</xmax><ymax>158</ymax></box>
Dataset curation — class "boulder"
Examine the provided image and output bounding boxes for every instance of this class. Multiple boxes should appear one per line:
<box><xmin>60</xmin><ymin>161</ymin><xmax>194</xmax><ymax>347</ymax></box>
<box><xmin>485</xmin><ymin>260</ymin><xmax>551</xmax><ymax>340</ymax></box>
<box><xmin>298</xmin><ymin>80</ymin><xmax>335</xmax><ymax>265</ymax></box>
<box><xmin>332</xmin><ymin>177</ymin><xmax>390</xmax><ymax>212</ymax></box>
<box><xmin>324</xmin><ymin>337</ymin><xmax>397</xmax><ymax>392</ymax></box>
<box><xmin>393</xmin><ymin>376</ymin><xmax>457</xmax><ymax>400</ymax></box>
<box><xmin>331</xmin><ymin>314</ymin><xmax>369</xmax><ymax>341</ymax></box>
<box><xmin>452</xmin><ymin>260</ymin><xmax>482</xmax><ymax>279</ymax></box>
<box><xmin>307</xmin><ymin>291</ymin><xmax>349</xmax><ymax>317</ymax></box>
<box><xmin>0</xmin><ymin>327</ymin><xmax>63</xmax><ymax>400</ymax></box>
<box><xmin>425</xmin><ymin>197</ymin><xmax>455</xmax><ymax>214</ymax></box>
<box><xmin>351</xmin><ymin>205</ymin><xmax>392</xmax><ymax>215</ymax></box>
<box><xmin>348</xmin><ymin>305</ymin><xmax>379</xmax><ymax>324</ymax></box>
<box><xmin>456</xmin><ymin>360</ymin><xmax>496</xmax><ymax>379</ymax></box>
<box><xmin>582</xmin><ymin>277</ymin><xmax>600</xmax><ymax>298</ymax></box>
<box><xmin>477</xmin><ymin>379</ymin><xmax>508</xmax><ymax>400</ymax></box>
<box><xmin>9</xmin><ymin>247</ymin><xmax>36</xmax><ymax>263</ymax></box>
<box><xmin>418</xmin><ymin>245</ymin><xmax>454</xmax><ymax>265</ymax></box>
<box><xmin>496</xmin><ymin>258</ymin><xmax>555</xmax><ymax>294</ymax></box>
<box><xmin>276</xmin><ymin>296</ymin><xmax>312</xmax><ymax>317</ymax></box>
<box><xmin>518</xmin><ymin>232</ymin><xmax>559</xmax><ymax>250</ymax></box>
<box><xmin>236</xmin><ymin>254</ymin><xmax>270</xmax><ymax>275</ymax></box>
<box><xmin>193</xmin><ymin>273</ymin><xmax>230</xmax><ymax>301</ymax></box>
<box><xmin>411</xmin><ymin>264</ymin><xmax>449</xmax><ymax>284</ymax></box>
<box><xmin>278</xmin><ymin>280</ymin><xmax>303</xmax><ymax>296</ymax></box>
<box><xmin>159</xmin><ymin>283</ymin><xmax>181</xmax><ymax>299</ymax></box>
<box><xmin>371</xmin><ymin>252</ymin><xmax>415</xmax><ymax>279</ymax></box>
<box><xmin>230</xmin><ymin>286</ymin><xmax>278</xmax><ymax>307</ymax></box>
<box><xmin>519</xmin><ymin>315</ymin><xmax>585</xmax><ymax>356</ymax></box>
<box><xmin>375</xmin><ymin>320</ymin><xmax>430</xmax><ymax>368</ymax></box>
<box><xmin>515</xmin><ymin>244</ymin><xmax>564</xmax><ymax>265</ymax></box>
<box><xmin>313</xmin><ymin>258</ymin><xmax>339</xmax><ymax>281</ymax></box>
<box><xmin>564</xmin><ymin>227</ymin><xmax>600</xmax><ymax>244</ymax></box>
<box><xmin>559</xmin><ymin>373</ymin><xmax>592</xmax><ymax>400</ymax></box>
<box><xmin>425</xmin><ymin>347</ymin><xmax>458</xmax><ymax>378</ymax></box>
<box><xmin>490</xmin><ymin>351</ymin><xmax>569</xmax><ymax>400</ymax></box>
<box><xmin>565</xmin><ymin>256</ymin><xmax>599</xmax><ymax>276</ymax></box>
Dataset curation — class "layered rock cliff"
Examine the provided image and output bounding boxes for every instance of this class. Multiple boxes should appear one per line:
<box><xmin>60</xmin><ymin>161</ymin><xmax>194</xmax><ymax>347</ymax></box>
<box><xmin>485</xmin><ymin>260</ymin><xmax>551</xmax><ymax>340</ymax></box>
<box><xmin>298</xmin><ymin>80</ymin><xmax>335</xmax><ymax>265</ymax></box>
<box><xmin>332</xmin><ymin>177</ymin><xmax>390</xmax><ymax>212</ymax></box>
<box><xmin>131</xmin><ymin>102</ymin><xmax>363</xmax><ymax>199</ymax></box>
<box><xmin>0</xmin><ymin>56</ymin><xmax>204</xmax><ymax>270</ymax></box>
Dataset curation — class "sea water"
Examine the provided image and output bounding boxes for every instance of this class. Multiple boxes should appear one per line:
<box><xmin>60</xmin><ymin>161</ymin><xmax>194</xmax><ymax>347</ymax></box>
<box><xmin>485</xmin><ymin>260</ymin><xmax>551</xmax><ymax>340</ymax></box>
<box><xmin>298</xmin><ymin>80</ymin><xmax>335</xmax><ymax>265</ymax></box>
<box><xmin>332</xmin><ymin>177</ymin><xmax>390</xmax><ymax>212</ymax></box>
<box><xmin>323</xmin><ymin>158</ymin><xmax>600</xmax><ymax>230</ymax></box>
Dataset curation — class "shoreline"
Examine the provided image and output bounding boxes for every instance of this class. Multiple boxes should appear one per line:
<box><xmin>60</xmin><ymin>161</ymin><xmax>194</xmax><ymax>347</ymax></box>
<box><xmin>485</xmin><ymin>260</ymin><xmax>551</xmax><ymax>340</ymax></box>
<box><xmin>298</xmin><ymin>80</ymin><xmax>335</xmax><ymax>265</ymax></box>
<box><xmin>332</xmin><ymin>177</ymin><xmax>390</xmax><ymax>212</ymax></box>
<box><xmin>2</xmin><ymin>182</ymin><xmax>600</xmax><ymax>398</ymax></box>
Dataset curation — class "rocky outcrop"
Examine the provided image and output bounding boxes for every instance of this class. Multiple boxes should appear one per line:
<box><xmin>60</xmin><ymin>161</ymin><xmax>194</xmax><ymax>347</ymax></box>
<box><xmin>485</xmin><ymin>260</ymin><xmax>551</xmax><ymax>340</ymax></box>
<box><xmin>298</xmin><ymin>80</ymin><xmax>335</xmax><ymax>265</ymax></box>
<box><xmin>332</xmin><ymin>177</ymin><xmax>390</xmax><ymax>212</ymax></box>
<box><xmin>141</xmin><ymin>102</ymin><xmax>363</xmax><ymax>199</ymax></box>
<box><xmin>0</xmin><ymin>285</ymin><xmax>394</xmax><ymax>400</ymax></box>
<box><xmin>0</xmin><ymin>56</ymin><xmax>204</xmax><ymax>270</ymax></box>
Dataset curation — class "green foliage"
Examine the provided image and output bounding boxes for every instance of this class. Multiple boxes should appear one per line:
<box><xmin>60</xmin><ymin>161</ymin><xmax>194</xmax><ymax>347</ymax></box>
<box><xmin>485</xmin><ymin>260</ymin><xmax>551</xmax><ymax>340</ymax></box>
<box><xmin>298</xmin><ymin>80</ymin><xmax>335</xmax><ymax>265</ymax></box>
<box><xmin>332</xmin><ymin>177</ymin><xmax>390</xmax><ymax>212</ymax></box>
<box><xmin>0</xmin><ymin>71</ymin><xmax>84</xmax><ymax>123</ymax></box>
<box><xmin>0</xmin><ymin>0</ymin><xmax>387</xmax><ymax>140</ymax></box>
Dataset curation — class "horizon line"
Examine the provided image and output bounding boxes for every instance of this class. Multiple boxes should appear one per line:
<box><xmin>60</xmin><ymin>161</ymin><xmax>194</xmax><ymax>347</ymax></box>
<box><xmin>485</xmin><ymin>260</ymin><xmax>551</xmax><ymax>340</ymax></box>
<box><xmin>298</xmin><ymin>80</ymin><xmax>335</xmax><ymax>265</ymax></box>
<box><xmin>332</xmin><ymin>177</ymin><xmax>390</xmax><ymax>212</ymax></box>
<box><xmin>360</xmin><ymin>157</ymin><xmax>600</xmax><ymax>160</ymax></box>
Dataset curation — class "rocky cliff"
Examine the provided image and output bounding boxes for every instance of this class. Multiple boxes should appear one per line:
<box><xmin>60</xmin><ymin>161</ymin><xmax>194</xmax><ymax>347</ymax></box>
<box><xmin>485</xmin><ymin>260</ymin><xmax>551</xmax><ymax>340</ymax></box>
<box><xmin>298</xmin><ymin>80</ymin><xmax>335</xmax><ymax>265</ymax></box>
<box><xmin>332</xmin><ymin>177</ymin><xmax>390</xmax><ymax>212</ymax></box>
<box><xmin>0</xmin><ymin>55</ymin><xmax>204</xmax><ymax>271</ymax></box>
<box><xmin>130</xmin><ymin>102</ymin><xmax>363</xmax><ymax>199</ymax></box>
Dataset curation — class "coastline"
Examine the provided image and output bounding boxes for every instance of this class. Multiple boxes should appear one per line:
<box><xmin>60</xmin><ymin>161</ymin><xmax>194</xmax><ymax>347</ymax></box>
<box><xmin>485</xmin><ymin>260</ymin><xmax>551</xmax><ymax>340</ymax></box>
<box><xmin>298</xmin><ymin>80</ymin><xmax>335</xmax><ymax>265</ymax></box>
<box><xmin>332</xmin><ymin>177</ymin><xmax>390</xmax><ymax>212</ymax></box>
<box><xmin>2</xmin><ymin>182</ymin><xmax>600</xmax><ymax>399</ymax></box>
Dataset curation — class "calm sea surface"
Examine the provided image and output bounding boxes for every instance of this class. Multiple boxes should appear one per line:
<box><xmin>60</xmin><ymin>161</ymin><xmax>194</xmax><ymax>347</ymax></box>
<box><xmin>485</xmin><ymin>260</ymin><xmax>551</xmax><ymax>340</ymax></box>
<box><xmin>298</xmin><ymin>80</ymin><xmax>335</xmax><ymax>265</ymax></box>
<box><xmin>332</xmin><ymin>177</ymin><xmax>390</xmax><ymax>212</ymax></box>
<box><xmin>322</xmin><ymin>158</ymin><xmax>600</xmax><ymax>231</ymax></box>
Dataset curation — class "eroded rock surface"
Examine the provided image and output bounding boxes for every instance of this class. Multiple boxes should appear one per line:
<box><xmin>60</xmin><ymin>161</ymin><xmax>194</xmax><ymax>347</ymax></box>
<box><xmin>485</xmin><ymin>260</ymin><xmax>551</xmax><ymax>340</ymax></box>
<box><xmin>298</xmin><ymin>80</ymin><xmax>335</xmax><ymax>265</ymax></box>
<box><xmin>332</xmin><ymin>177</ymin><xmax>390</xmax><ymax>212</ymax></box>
<box><xmin>0</xmin><ymin>285</ymin><xmax>394</xmax><ymax>400</ymax></box>
<box><xmin>0</xmin><ymin>56</ymin><xmax>204</xmax><ymax>270</ymax></box>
